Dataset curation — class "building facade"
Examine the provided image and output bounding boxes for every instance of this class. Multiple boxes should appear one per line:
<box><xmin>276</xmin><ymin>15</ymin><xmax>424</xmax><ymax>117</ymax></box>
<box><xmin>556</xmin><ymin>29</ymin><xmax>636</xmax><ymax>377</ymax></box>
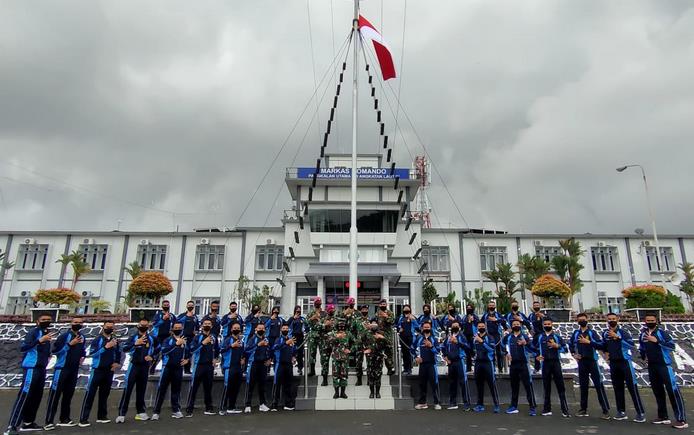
<box><xmin>0</xmin><ymin>153</ymin><xmax>691</xmax><ymax>317</ymax></box>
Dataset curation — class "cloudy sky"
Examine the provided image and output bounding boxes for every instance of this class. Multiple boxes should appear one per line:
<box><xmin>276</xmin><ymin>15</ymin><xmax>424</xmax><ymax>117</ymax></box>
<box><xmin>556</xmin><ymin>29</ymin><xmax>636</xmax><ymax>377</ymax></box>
<box><xmin>0</xmin><ymin>0</ymin><xmax>692</xmax><ymax>235</ymax></box>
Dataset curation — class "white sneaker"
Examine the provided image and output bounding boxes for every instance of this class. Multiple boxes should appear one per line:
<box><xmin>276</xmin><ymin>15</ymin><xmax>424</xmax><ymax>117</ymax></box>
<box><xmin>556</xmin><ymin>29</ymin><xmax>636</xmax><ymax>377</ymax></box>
<box><xmin>134</xmin><ymin>413</ymin><xmax>150</xmax><ymax>421</ymax></box>
<box><xmin>203</xmin><ymin>410</ymin><xmax>216</xmax><ymax>416</ymax></box>
<box><xmin>415</xmin><ymin>404</ymin><xmax>428</xmax><ymax>410</ymax></box>
<box><xmin>434</xmin><ymin>404</ymin><xmax>442</xmax><ymax>410</ymax></box>
<box><xmin>95</xmin><ymin>419</ymin><xmax>111</xmax><ymax>424</ymax></box>
<box><xmin>115</xmin><ymin>416</ymin><xmax>125</xmax><ymax>424</ymax></box>
<box><xmin>283</xmin><ymin>406</ymin><xmax>295</xmax><ymax>411</ymax></box>
<box><xmin>218</xmin><ymin>410</ymin><xmax>226</xmax><ymax>416</ymax></box>
<box><xmin>243</xmin><ymin>407</ymin><xmax>251</xmax><ymax>414</ymax></box>
<box><xmin>228</xmin><ymin>409</ymin><xmax>242</xmax><ymax>414</ymax></box>
<box><xmin>171</xmin><ymin>412</ymin><xmax>183</xmax><ymax>419</ymax></box>
<box><xmin>150</xmin><ymin>414</ymin><xmax>160</xmax><ymax>421</ymax></box>
<box><xmin>258</xmin><ymin>404</ymin><xmax>270</xmax><ymax>412</ymax></box>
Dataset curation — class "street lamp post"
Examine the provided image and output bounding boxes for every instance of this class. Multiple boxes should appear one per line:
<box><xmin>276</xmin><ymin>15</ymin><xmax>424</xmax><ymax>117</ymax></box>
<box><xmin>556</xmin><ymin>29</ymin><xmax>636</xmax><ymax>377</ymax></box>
<box><xmin>616</xmin><ymin>164</ymin><xmax>665</xmax><ymax>284</ymax></box>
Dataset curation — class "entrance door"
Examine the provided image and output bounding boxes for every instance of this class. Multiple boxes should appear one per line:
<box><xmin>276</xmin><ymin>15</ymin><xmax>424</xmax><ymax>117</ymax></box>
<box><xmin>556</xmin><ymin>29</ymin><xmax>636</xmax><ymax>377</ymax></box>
<box><xmin>389</xmin><ymin>296</ymin><xmax>410</xmax><ymax>318</ymax></box>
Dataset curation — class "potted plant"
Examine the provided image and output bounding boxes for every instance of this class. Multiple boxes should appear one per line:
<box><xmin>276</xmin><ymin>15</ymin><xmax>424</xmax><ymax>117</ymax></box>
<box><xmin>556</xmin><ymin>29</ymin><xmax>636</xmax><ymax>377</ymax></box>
<box><xmin>622</xmin><ymin>284</ymin><xmax>671</xmax><ymax>321</ymax></box>
<box><xmin>531</xmin><ymin>274</ymin><xmax>572</xmax><ymax>321</ymax></box>
<box><xmin>127</xmin><ymin>271</ymin><xmax>173</xmax><ymax>321</ymax></box>
<box><xmin>31</xmin><ymin>288</ymin><xmax>81</xmax><ymax>321</ymax></box>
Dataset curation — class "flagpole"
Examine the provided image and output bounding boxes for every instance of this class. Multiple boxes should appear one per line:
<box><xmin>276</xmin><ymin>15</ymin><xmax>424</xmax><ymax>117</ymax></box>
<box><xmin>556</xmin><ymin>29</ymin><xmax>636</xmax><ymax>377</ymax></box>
<box><xmin>348</xmin><ymin>0</ymin><xmax>359</xmax><ymax>304</ymax></box>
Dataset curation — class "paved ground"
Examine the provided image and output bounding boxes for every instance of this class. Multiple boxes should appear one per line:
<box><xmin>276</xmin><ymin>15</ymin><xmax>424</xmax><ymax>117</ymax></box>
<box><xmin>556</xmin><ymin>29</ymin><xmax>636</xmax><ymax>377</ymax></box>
<box><xmin>1</xmin><ymin>389</ymin><xmax>693</xmax><ymax>434</ymax></box>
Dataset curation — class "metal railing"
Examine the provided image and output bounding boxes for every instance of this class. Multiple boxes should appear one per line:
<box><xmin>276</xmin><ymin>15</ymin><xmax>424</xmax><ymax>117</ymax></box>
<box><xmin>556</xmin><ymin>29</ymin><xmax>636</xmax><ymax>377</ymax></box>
<box><xmin>394</xmin><ymin>329</ymin><xmax>403</xmax><ymax>399</ymax></box>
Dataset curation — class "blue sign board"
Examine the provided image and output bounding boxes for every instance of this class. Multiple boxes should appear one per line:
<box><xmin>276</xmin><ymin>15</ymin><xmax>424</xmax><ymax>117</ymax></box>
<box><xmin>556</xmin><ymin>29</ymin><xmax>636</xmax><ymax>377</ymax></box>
<box><xmin>296</xmin><ymin>167</ymin><xmax>410</xmax><ymax>180</ymax></box>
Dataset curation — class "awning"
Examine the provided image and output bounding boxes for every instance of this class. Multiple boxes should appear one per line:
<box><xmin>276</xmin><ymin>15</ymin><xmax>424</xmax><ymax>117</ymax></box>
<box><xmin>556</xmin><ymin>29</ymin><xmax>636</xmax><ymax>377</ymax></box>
<box><xmin>304</xmin><ymin>262</ymin><xmax>401</xmax><ymax>286</ymax></box>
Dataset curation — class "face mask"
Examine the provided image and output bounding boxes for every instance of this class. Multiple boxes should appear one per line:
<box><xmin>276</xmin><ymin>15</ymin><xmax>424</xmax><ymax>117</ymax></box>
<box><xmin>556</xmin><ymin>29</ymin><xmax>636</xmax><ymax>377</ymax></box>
<box><xmin>349</xmin><ymin>304</ymin><xmax>355</xmax><ymax>308</ymax></box>
<box><xmin>488</xmin><ymin>307</ymin><xmax>494</xmax><ymax>312</ymax></box>
<box><xmin>173</xmin><ymin>330</ymin><xmax>182</xmax><ymax>336</ymax></box>
<box><xmin>607</xmin><ymin>321</ymin><xmax>618</xmax><ymax>328</ymax></box>
<box><xmin>138</xmin><ymin>326</ymin><xmax>148</xmax><ymax>332</ymax></box>
<box><xmin>257</xmin><ymin>330</ymin><xmax>265</xmax><ymax>336</ymax></box>
<box><xmin>478</xmin><ymin>328</ymin><xmax>486</xmax><ymax>334</ymax></box>
<box><xmin>230</xmin><ymin>307</ymin><xmax>237</xmax><ymax>313</ymax></box>
<box><xmin>39</xmin><ymin>321</ymin><xmax>51</xmax><ymax>329</ymax></box>
<box><xmin>162</xmin><ymin>306</ymin><xmax>170</xmax><ymax>312</ymax></box>
<box><xmin>232</xmin><ymin>330</ymin><xmax>240</xmax><ymax>336</ymax></box>
<box><xmin>543</xmin><ymin>326</ymin><xmax>552</xmax><ymax>332</ymax></box>
<box><xmin>466</xmin><ymin>308</ymin><xmax>474</xmax><ymax>314</ymax></box>
<box><xmin>451</xmin><ymin>327</ymin><xmax>459</xmax><ymax>333</ymax></box>
<box><xmin>202</xmin><ymin>326</ymin><xmax>211</xmax><ymax>332</ymax></box>
<box><xmin>103</xmin><ymin>328</ymin><xmax>114</xmax><ymax>335</ymax></box>
<box><xmin>422</xmin><ymin>329</ymin><xmax>431</xmax><ymax>335</ymax></box>
<box><xmin>252</xmin><ymin>308</ymin><xmax>259</xmax><ymax>314</ymax></box>
<box><xmin>211</xmin><ymin>308</ymin><xmax>219</xmax><ymax>313</ymax></box>
<box><xmin>380</xmin><ymin>306</ymin><xmax>387</xmax><ymax>311</ymax></box>
<box><xmin>423</xmin><ymin>310</ymin><xmax>431</xmax><ymax>316</ymax></box>
<box><xmin>448</xmin><ymin>309</ymin><xmax>456</xmax><ymax>315</ymax></box>
<box><xmin>272</xmin><ymin>312</ymin><xmax>279</xmax><ymax>316</ymax></box>
<box><xmin>314</xmin><ymin>304</ymin><xmax>321</xmax><ymax>309</ymax></box>
<box><xmin>72</xmin><ymin>324</ymin><xmax>83</xmax><ymax>332</ymax></box>
<box><xmin>511</xmin><ymin>306</ymin><xmax>519</xmax><ymax>312</ymax></box>
<box><xmin>282</xmin><ymin>331</ymin><xmax>289</xmax><ymax>336</ymax></box>
<box><xmin>361</xmin><ymin>311</ymin><xmax>368</xmax><ymax>317</ymax></box>
<box><xmin>533</xmin><ymin>307</ymin><xmax>540</xmax><ymax>312</ymax></box>
<box><xmin>295</xmin><ymin>312</ymin><xmax>301</xmax><ymax>316</ymax></box>
<box><xmin>578</xmin><ymin>320</ymin><xmax>588</xmax><ymax>328</ymax></box>
<box><xmin>512</xmin><ymin>326</ymin><xmax>521</xmax><ymax>332</ymax></box>
<box><xmin>645</xmin><ymin>322</ymin><xmax>657</xmax><ymax>330</ymax></box>
<box><xmin>187</xmin><ymin>306</ymin><xmax>194</xmax><ymax>312</ymax></box>
<box><xmin>403</xmin><ymin>310</ymin><xmax>411</xmax><ymax>315</ymax></box>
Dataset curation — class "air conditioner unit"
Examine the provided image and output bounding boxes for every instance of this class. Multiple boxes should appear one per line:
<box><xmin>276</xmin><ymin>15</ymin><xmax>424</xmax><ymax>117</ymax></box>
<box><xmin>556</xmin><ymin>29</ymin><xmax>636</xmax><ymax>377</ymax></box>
<box><xmin>20</xmin><ymin>291</ymin><xmax>28</xmax><ymax>297</ymax></box>
<box><xmin>23</xmin><ymin>238</ymin><xmax>35</xmax><ymax>245</ymax></box>
<box><xmin>643</xmin><ymin>241</ymin><xmax>651</xmax><ymax>247</ymax></box>
<box><xmin>597</xmin><ymin>241</ymin><xmax>606</xmax><ymax>247</ymax></box>
<box><xmin>266</xmin><ymin>238</ymin><xmax>276</xmax><ymax>245</ymax></box>
<box><xmin>81</xmin><ymin>291</ymin><xmax>92</xmax><ymax>297</ymax></box>
<box><xmin>139</xmin><ymin>239</ymin><xmax>150</xmax><ymax>246</ymax></box>
<box><xmin>83</xmin><ymin>238</ymin><xmax>96</xmax><ymax>245</ymax></box>
<box><xmin>422</xmin><ymin>240</ymin><xmax>430</xmax><ymax>246</ymax></box>
<box><xmin>479</xmin><ymin>242</ymin><xmax>487</xmax><ymax>247</ymax></box>
<box><xmin>200</xmin><ymin>238</ymin><xmax>210</xmax><ymax>245</ymax></box>
<box><xmin>598</xmin><ymin>291</ymin><xmax>607</xmax><ymax>297</ymax></box>
<box><xmin>533</xmin><ymin>240</ymin><xmax>542</xmax><ymax>247</ymax></box>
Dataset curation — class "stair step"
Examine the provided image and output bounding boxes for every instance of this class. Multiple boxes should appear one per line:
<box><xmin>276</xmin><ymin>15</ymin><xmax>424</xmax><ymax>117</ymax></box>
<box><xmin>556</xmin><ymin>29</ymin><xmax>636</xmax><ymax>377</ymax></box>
<box><xmin>315</xmin><ymin>386</ymin><xmax>394</xmax><ymax>399</ymax></box>
<box><xmin>315</xmin><ymin>398</ymin><xmax>396</xmax><ymax>410</ymax></box>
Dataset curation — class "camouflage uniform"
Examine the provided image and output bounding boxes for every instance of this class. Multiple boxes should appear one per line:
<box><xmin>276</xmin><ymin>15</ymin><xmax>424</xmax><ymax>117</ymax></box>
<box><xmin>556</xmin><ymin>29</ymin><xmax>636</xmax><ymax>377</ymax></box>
<box><xmin>318</xmin><ymin>314</ymin><xmax>336</xmax><ymax>378</ymax></box>
<box><xmin>373</xmin><ymin>309</ymin><xmax>396</xmax><ymax>373</ymax></box>
<box><xmin>327</xmin><ymin>330</ymin><xmax>352</xmax><ymax>387</ymax></box>
<box><xmin>352</xmin><ymin>313</ymin><xmax>370</xmax><ymax>382</ymax></box>
<box><xmin>306</xmin><ymin>308</ymin><xmax>325</xmax><ymax>375</ymax></box>
<box><xmin>363</xmin><ymin>330</ymin><xmax>388</xmax><ymax>387</ymax></box>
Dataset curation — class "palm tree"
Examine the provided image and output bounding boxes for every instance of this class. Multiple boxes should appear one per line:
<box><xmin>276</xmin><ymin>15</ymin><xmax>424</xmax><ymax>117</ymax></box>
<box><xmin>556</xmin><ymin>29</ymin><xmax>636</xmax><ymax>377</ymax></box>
<box><xmin>56</xmin><ymin>253</ymin><xmax>72</xmax><ymax>287</ymax></box>
<box><xmin>482</xmin><ymin>268</ymin><xmax>501</xmax><ymax>294</ymax></box>
<box><xmin>124</xmin><ymin>261</ymin><xmax>143</xmax><ymax>280</ymax></box>
<box><xmin>678</xmin><ymin>262</ymin><xmax>694</xmax><ymax>310</ymax></box>
<box><xmin>551</xmin><ymin>238</ymin><xmax>585</xmax><ymax>307</ymax></box>
<box><xmin>68</xmin><ymin>250</ymin><xmax>91</xmax><ymax>291</ymax></box>
<box><xmin>517</xmin><ymin>253</ymin><xmax>550</xmax><ymax>291</ymax></box>
<box><xmin>0</xmin><ymin>250</ymin><xmax>15</xmax><ymax>274</ymax></box>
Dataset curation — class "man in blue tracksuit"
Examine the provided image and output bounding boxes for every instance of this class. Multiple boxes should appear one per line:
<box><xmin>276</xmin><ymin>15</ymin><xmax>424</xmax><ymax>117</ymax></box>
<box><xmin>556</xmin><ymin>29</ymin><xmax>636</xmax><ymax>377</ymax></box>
<box><xmin>639</xmin><ymin>313</ymin><xmax>687</xmax><ymax>429</ymax></box>
<box><xmin>220</xmin><ymin>301</ymin><xmax>244</xmax><ymax>339</ymax></box>
<box><xmin>536</xmin><ymin>318</ymin><xmax>570</xmax><ymax>417</ymax></box>
<box><xmin>177</xmin><ymin>300</ymin><xmax>200</xmax><ymax>374</ymax></box>
<box><xmin>152</xmin><ymin>322</ymin><xmax>188</xmax><ymax>420</ymax></box>
<box><xmin>201</xmin><ymin>300</ymin><xmax>221</xmax><ymax>337</ymax></box>
<box><xmin>5</xmin><ymin>313</ymin><xmax>54</xmax><ymax>434</ymax></box>
<box><xmin>44</xmin><ymin>317</ymin><xmax>86</xmax><ymax>430</ymax></box>
<box><xmin>505</xmin><ymin>302</ymin><xmax>532</xmax><ymax>331</ymax></box>
<box><xmin>396</xmin><ymin>305</ymin><xmax>419</xmax><ymax>375</ymax></box>
<box><xmin>219</xmin><ymin>323</ymin><xmax>245</xmax><ymax>414</ymax></box>
<box><xmin>601</xmin><ymin>312</ymin><xmax>644</xmax><ymax>422</ymax></box>
<box><xmin>244</xmin><ymin>323</ymin><xmax>273</xmax><ymax>413</ymax></box>
<box><xmin>117</xmin><ymin>319</ymin><xmax>157</xmax><ymax>423</ymax></box>
<box><xmin>272</xmin><ymin>323</ymin><xmax>296</xmax><ymax>411</ymax></box>
<box><xmin>462</xmin><ymin>304</ymin><xmax>479</xmax><ymax>372</ymax></box>
<box><xmin>569</xmin><ymin>312</ymin><xmax>610</xmax><ymax>419</ymax></box>
<box><xmin>442</xmin><ymin>320</ymin><xmax>471</xmax><ymax>410</ymax></box>
<box><xmin>265</xmin><ymin>306</ymin><xmax>285</xmax><ymax>348</ymax></box>
<box><xmin>502</xmin><ymin>319</ymin><xmax>537</xmax><ymax>415</ymax></box>
<box><xmin>481</xmin><ymin>301</ymin><xmax>508</xmax><ymax>372</ymax></box>
<box><xmin>528</xmin><ymin>301</ymin><xmax>546</xmax><ymax>372</ymax></box>
<box><xmin>244</xmin><ymin>304</ymin><xmax>264</xmax><ymax>341</ymax></box>
<box><xmin>287</xmin><ymin>306</ymin><xmax>307</xmax><ymax>375</ymax></box>
<box><xmin>412</xmin><ymin>321</ymin><xmax>441</xmax><ymax>410</ymax></box>
<box><xmin>150</xmin><ymin>299</ymin><xmax>177</xmax><ymax>374</ymax></box>
<box><xmin>185</xmin><ymin>319</ymin><xmax>219</xmax><ymax>416</ymax></box>
<box><xmin>473</xmin><ymin>321</ymin><xmax>500</xmax><ymax>413</ymax></box>
<box><xmin>416</xmin><ymin>304</ymin><xmax>441</xmax><ymax>334</ymax></box>
<box><xmin>79</xmin><ymin>321</ymin><xmax>122</xmax><ymax>427</ymax></box>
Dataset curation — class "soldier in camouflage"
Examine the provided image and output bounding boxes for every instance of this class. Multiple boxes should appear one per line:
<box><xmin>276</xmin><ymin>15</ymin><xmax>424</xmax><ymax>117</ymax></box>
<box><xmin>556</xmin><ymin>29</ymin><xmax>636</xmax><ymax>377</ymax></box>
<box><xmin>353</xmin><ymin>305</ymin><xmax>371</xmax><ymax>386</ymax></box>
<box><xmin>371</xmin><ymin>299</ymin><xmax>395</xmax><ymax>375</ymax></box>
<box><xmin>327</xmin><ymin>320</ymin><xmax>351</xmax><ymax>399</ymax></box>
<box><xmin>363</xmin><ymin>320</ymin><xmax>388</xmax><ymax>398</ymax></box>
<box><xmin>318</xmin><ymin>304</ymin><xmax>337</xmax><ymax>386</ymax></box>
<box><xmin>306</xmin><ymin>297</ymin><xmax>326</xmax><ymax>377</ymax></box>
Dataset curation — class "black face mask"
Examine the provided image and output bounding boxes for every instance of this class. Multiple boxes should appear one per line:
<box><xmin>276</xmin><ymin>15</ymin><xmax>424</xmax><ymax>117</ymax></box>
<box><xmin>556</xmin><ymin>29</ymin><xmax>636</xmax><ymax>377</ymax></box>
<box><xmin>533</xmin><ymin>307</ymin><xmax>541</xmax><ymax>312</ymax></box>
<box><xmin>349</xmin><ymin>304</ymin><xmax>355</xmax><ymax>309</ymax></box>
<box><xmin>361</xmin><ymin>311</ymin><xmax>368</xmax><ymax>317</ymax></box>
<box><xmin>211</xmin><ymin>308</ymin><xmax>219</xmax><ymax>313</ymax></box>
<box><xmin>448</xmin><ymin>309</ymin><xmax>456</xmax><ymax>315</ymax></box>
<box><xmin>488</xmin><ymin>307</ymin><xmax>495</xmax><ymax>312</ymax></box>
<box><xmin>512</xmin><ymin>326</ymin><xmax>521</xmax><ymax>332</ymax></box>
<box><xmin>39</xmin><ymin>321</ymin><xmax>51</xmax><ymax>329</ymax></box>
<box><xmin>578</xmin><ymin>320</ymin><xmax>588</xmax><ymax>328</ymax></box>
<box><xmin>202</xmin><ymin>326</ymin><xmax>211</xmax><ymax>332</ymax></box>
<box><xmin>403</xmin><ymin>311</ymin><xmax>411</xmax><ymax>315</ymax></box>
<box><xmin>314</xmin><ymin>304</ymin><xmax>321</xmax><ymax>309</ymax></box>
<box><xmin>162</xmin><ymin>306</ymin><xmax>170</xmax><ymax>312</ymax></box>
<box><xmin>451</xmin><ymin>327</ymin><xmax>459</xmax><ymax>333</ymax></box>
<box><xmin>422</xmin><ymin>329</ymin><xmax>431</xmax><ymax>335</ymax></box>
<box><xmin>252</xmin><ymin>308</ymin><xmax>260</xmax><ymax>314</ymax></box>
<box><xmin>103</xmin><ymin>328</ymin><xmax>114</xmax><ymax>335</ymax></box>
<box><xmin>172</xmin><ymin>330</ymin><xmax>182</xmax><ymax>336</ymax></box>
<box><xmin>478</xmin><ymin>328</ymin><xmax>486</xmax><ymax>334</ymax></box>
<box><xmin>645</xmin><ymin>322</ymin><xmax>657</xmax><ymax>330</ymax></box>
<box><xmin>138</xmin><ymin>326</ymin><xmax>148</xmax><ymax>332</ymax></box>
<box><xmin>257</xmin><ymin>330</ymin><xmax>265</xmax><ymax>336</ymax></box>
<box><xmin>187</xmin><ymin>306</ymin><xmax>194</xmax><ymax>312</ymax></box>
<box><xmin>380</xmin><ymin>306</ymin><xmax>387</xmax><ymax>311</ymax></box>
<box><xmin>71</xmin><ymin>324</ymin><xmax>83</xmax><ymax>332</ymax></box>
<box><xmin>543</xmin><ymin>326</ymin><xmax>552</xmax><ymax>332</ymax></box>
<box><xmin>232</xmin><ymin>330</ymin><xmax>240</xmax><ymax>336</ymax></box>
<box><xmin>281</xmin><ymin>331</ymin><xmax>289</xmax><ymax>336</ymax></box>
<box><xmin>466</xmin><ymin>308</ymin><xmax>474</xmax><ymax>314</ymax></box>
<box><xmin>511</xmin><ymin>306</ymin><xmax>519</xmax><ymax>312</ymax></box>
<box><xmin>423</xmin><ymin>310</ymin><xmax>431</xmax><ymax>316</ymax></box>
<box><xmin>608</xmin><ymin>321</ymin><xmax>618</xmax><ymax>328</ymax></box>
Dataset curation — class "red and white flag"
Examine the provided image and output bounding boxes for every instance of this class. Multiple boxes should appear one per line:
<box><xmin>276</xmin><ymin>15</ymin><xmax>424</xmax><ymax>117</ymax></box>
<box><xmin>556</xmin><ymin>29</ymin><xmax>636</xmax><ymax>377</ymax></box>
<box><xmin>358</xmin><ymin>15</ymin><xmax>396</xmax><ymax>81</ymax></box>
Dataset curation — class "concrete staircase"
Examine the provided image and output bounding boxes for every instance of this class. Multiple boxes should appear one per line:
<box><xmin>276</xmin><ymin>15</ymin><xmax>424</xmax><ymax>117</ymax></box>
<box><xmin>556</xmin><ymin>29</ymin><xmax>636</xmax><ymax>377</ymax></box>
<box><xmin>314</xmin><ymin>374</ymin><xmax>394</xmax><ymax>410</ymax></box>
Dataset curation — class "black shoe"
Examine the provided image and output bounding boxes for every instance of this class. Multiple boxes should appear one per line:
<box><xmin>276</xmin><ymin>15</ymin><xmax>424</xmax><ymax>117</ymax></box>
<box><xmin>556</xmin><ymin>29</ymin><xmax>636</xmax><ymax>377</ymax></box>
<box><xmin>387</xmin><ymin>369</ymin><xmax>395</xmax><ymax>376</ymax></box>
<box><xmin>321</xmin><ymin>375</ymin><xmax>328</xmax><ymax>386</ymax></box>
<box><xmin>369</xmin><ymin>385</ymin><xmax>375</xmax><ymax>399</ymax></box>
<box><xmin>375</xmin><ymin>385</ymin><xmax>381</xmax><ymax>399</ymax></box>
<box><xmin>308</xmin><ymin>366</ymin><xmax>316</xmax><ymax>377</ymax></box>
<box><xmin>333</xmin><ymin>387</ymin><xmax>339</xmax><ymax>399</ymax></box>
<box><xmin>19</xmin><ymin>422</ymin><xmax>42</xmax><ymax>432</ymax></box>
<box><xmin>340</xmin><ymin>386</ymin><xmax>348</xmax><ymax>399</ymax></box>
<box><xmin>355</xmin><ymin>376</ymin><xmax>362</xmax><ymax>386</ymax></box>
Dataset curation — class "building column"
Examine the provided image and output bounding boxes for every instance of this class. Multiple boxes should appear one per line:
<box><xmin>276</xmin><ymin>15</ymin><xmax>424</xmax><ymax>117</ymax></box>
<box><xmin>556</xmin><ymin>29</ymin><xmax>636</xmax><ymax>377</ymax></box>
<box><xmin>381</xmin><ymin>276</ymin><xmax>389</xmax><ymax>301</ymax></box>
<box><xmin>282</xmin><ymin>281</ymin><xmax>297</xmax><ymax>315</ymax></box>
<box><xmin>317</xmin><ymin>276</ymin><xmax>325</xmax><ymax>303</ymax></box>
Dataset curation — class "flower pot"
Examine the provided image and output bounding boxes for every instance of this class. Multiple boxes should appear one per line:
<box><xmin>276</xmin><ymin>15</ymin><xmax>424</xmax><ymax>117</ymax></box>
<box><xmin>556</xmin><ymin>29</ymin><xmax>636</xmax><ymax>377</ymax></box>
<box><xmin>128</xmin><ymin>307</ymin><xmax>160</xmax><ymax>322</ymax></box>
<box><xmin>30</xmin><ymin>307</ymin><xmax>69</xmax><ymax>322</ymax></box>
<box><xmin>544</xmin><ymin>308</ymin><xmax>572</xmax><ymax>322</ymax></box>
<box><xmin>624</xmin><ymin>308</ymin><xmax>662</xmax><ymax>322</ymax></box>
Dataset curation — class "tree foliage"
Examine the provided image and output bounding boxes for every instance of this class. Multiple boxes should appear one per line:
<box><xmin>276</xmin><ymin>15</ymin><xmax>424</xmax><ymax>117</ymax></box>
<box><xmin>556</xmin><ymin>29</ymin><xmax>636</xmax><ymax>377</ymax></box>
<box><xmin>422</xmin><ymin>279</ymin><xmax>439</xmax><ymax>305</ymax></box>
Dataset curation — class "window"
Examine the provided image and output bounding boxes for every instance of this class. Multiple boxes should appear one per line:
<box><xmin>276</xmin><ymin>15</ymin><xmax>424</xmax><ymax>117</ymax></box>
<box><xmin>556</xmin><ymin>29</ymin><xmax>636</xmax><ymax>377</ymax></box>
<box><xmin>78</xmin><ymin>244</ymin><xmax>108</xmax><ymax>271</ymax></box>
<box><xmin>74</xmin><ymin>297</ymin><xmax>99</xmax><ymax>314</ymax></box>
<box><xmin>480</xmin><ymin>246</ymin><xmax>507</xmax><ymax>272</ymax></box>
<box><xmin>16</xmin><ymin>244</ymin><xmax>49</xmax><ymax>271</ymax></box>
<box><xmin>309</xmin><ymin>209</ymin><xmax>398</xmax><ymax>232</ymax></box>
<box><xmin>535</xmin><ymin>246</ymin><xmax>562</xmax><ymax>263</ymax></box>
<box><xmin>421</xmin><ymin>247</ymin><xmax>450</xmax><ymax>272</ymax></box>
<box><xmin>256</xmin><ymin>246</ymin><xmax>284</xmax><ymax>271</ymax></box>
<box><xmin>136</xmin><ymin>244</ymin><xmax>167</xmax><ymax>271</ymax></box>
<box><xmin>646</xmin><ymin>246</ymin><xmax>675</xmax><ymax>272</ymax></box>
<box><xmin>591</xmin><ymin>246</ymin><xmax>619</xmax><ymax>272</ymax></box>
<box><xmin>196</xmin><ymin>245</ymin><xmax>225</xmax><ymax>271</ymax></box>
<box><xmin>598</xmin><ymin>295</ymin><xmax>625</xmax><ymax>314</ymax></box>
<box><xmin>319</xmin><ymin>247</ymin><xmax>385</xmax><ymax>263</ymax></box>
<box><xmin>6</xmin><ymin>296</ymin><xmax>34</xmax><ymax>315</ymax></box>
<box><xmin>193</xmin><ymin>297</ymin><xmax>213</xmax><ymax>316</ymax></box>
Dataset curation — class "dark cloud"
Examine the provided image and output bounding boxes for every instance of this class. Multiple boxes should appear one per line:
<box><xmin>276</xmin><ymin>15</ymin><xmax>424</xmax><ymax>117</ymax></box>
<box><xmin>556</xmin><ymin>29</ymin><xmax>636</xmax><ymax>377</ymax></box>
<box><xmin>0</xmin><ymin>1</ymin><xmax>692</xmax><ymax>234</ymax></box>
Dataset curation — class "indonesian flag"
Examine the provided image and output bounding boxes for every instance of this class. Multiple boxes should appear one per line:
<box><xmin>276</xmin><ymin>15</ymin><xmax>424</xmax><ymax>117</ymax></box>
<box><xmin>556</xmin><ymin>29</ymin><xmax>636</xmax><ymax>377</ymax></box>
<box><xmin>358</xmin><ymin>15</ymin><xmax>396</xmax><ymax>81</ymax></box>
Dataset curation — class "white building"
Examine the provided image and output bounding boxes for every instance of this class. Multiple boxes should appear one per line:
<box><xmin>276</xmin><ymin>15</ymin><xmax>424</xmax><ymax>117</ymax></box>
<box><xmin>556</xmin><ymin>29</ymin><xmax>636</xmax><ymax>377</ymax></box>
<box><xmin>0</xmin><ymin>153</ymin><xmax>691</xmax><ymax>317</ymax></box>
